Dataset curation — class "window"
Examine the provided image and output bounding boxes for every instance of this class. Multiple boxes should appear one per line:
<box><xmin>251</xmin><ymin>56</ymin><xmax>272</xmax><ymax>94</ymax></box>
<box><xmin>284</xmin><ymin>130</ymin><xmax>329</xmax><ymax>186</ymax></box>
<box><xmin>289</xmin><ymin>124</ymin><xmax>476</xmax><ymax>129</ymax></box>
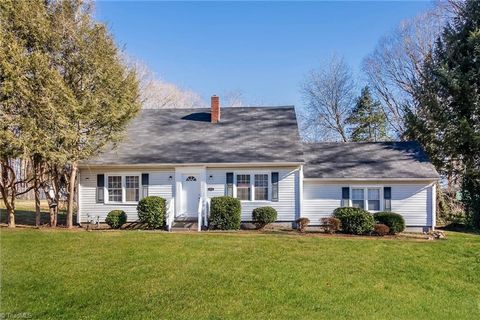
<box><xmin>125</xmin><ymin>176</ymin><xmax>139</xmax><ymax>202</ymax></box>
<box><xmin>368</xmin><ymin>188</ymin><xmax>380</xmax><ymax>211</ymax></box>
<box><xmin>108</xmin><ymin>176</ymin><xmax>122</xmax><ymax>202</ymax></box>
<box><xmin>236</xmin><ymin>174</ymin><xmax>251</xmax><ymax>200</ymax></box>
<box><xmin>254</xmin><ymin>174</ymin><xmax>268</xmax><ymax>201</ymax></box>
<box><xmin>351</xmin><ymin>188</ymin><xmax>364</xmax><ymax>209</ymax></box>
<box><xmin>186</xmin><ymin>176</ymin><xmax>197</xmax><ymax>181</ymax></box>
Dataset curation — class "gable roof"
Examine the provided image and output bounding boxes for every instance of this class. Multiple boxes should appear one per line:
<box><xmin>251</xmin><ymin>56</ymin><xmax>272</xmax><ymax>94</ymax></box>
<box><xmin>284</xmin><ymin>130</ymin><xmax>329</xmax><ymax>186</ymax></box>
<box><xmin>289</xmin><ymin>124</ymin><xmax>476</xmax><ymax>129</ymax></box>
<box><xmin>303</xmin><ymin>141</ymin><xmax>439</xmax><ymax>179</ymax></box>
<box><xmin>84</xmin><ymin>106</ymin><xmax>304</xmax><ymax>166</ymax></box>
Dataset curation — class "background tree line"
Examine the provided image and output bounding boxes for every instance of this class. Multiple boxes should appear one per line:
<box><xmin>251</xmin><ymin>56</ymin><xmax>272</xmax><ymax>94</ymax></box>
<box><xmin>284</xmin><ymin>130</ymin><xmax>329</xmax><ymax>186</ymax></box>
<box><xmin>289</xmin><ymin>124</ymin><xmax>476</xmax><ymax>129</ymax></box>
<box><xmin>301</xmin><ymin>0</ymin><xmax>479</xmax><ymax>228</ymax></box>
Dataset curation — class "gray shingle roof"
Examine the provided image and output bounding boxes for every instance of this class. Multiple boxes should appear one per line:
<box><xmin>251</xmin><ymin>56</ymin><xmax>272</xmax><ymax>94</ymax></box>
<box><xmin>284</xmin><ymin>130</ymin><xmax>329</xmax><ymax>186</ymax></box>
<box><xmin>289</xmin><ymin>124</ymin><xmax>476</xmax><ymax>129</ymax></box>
<box><xmin>84</xmin><ymin>106</ymin><xmax>304</xmax><ymax>165</ymax></box>
<box><xmin>303</xmin><ymin>142</ymin><xmax>439</xmax><ymax>179</ymax></box>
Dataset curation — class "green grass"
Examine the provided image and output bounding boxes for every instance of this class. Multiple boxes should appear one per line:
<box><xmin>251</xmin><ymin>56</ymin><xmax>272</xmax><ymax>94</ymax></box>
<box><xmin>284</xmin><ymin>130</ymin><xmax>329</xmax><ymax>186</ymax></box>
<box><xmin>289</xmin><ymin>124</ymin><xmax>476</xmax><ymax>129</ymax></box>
<box><xmin>0</xmin><ymin>200</ymin><xmax>72</xmax><ymax>226</ymax></box>
<box><xmin>1</xmin><ymin>229</ymin><xmax>480</xmax><ymax>319</ymax></box>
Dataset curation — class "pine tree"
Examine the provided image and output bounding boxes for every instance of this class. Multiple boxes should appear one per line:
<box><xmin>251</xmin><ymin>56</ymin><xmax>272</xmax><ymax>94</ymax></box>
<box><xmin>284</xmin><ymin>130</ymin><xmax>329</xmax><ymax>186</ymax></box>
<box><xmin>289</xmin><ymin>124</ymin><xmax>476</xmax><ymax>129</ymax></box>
<box><xmin>346</xmin><ymin>86</ymin><xmax>388</xmax><ymax>142</ymax></box>
<box><xmin>408</xmin><ymin>0</ymin><xmax>480</xmax><ymax>227</ymax></box>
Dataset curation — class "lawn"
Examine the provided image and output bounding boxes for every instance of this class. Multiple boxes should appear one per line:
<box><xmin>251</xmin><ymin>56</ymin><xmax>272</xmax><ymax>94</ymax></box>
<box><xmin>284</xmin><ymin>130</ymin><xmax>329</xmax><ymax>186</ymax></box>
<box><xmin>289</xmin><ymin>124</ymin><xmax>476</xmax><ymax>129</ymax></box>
<box><xmin>1</xmin><ymin>229</ymin><xmax>479</xmax><ymax>319</ymax></box>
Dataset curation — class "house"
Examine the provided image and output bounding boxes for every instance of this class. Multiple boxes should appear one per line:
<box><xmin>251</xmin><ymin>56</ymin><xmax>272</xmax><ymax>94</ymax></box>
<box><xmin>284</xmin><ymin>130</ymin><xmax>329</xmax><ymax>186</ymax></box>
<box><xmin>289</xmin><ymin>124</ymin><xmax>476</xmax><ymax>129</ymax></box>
<box><xmin>77</xmin><ymin>96</ymin><xmax>440</xmax><ymax>232</ymax></box>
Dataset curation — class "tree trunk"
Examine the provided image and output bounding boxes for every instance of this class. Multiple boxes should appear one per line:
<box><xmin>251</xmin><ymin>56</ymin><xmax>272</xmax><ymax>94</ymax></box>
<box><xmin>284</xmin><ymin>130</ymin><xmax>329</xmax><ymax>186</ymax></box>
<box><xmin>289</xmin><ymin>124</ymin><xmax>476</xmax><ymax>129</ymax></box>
<box><xmin>7</xmin><ymin>206</ymin><xmax>15</xmax><ymax>228</ymax></box>
<box><xmin>34</xmin><ymin>185</ymin><xmax>41</xmax><ymax>227</ymax></box>
<box><xmin>66</xmin><ymin>162</ymin><xmax>77</xmax><ymax>228</ymax></box>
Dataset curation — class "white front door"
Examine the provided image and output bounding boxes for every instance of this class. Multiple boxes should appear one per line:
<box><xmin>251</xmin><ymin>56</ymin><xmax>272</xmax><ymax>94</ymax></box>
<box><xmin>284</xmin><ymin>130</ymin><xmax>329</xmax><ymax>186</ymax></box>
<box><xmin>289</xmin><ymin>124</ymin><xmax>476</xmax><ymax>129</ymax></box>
<box><xmin>181</xmin><ymin>174</ymin><xmax>200</xmax><ymax>217</ymax></box>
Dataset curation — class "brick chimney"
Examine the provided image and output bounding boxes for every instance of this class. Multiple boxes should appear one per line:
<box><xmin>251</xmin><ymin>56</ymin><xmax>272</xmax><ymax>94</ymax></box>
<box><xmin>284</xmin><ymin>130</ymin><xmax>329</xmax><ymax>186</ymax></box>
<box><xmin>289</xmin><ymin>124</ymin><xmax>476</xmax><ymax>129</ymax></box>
<box><xmin>211</xmin><ymin>95</ymin><xmax>220</xmax><ymax>123</ymax></box>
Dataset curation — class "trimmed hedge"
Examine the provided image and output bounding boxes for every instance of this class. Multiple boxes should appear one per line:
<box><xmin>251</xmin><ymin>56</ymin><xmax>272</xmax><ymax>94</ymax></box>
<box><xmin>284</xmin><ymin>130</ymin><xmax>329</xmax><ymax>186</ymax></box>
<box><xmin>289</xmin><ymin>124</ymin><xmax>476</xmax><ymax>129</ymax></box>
<box><xmin>333</xmin><ymin>207</ymin><xmax>374</xmax><ymax>235</ymax></box>
<box><xmin>209</xmin><ymin>196</ymin><xmax>241</xmax><ymax>230</ymax></box>
<box><xmin>137</xmin><ymin>196</ymin><xmax>166</xmax><ymax>229</ymax></box>
<box><xmin>252</xmin><ymin>206</ymin><xmax>278</xmax><ymax>229</ymax></box>
<box><xmin>374</xmin><ymin>211</ymin><xmax>405</xmax><ymax>234</ymax></box>
<box><xmin>105</xmin><ymin>210</ymin><xmax>127</xmax><ymax>229</ymax></box>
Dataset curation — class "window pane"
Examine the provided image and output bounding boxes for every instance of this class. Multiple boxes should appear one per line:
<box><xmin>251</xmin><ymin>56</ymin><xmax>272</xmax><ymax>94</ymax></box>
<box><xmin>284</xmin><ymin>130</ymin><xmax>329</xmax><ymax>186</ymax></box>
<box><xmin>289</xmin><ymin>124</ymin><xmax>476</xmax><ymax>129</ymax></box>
<box><xmin>352</xmin><ymin>200</ymin><xmax>364</xmax><ymax>209</ymax></box>
<box><xmin>126</xmin><ymin>176</ymin><xmax>139</xmax><ymax>201</ymax></box>
<box><xmin>108</xmin><ymin>176</ymin><xmax>122</xmax><ymax>202</ymax></box>
<box><xmin>368</xmin><ymin>189</ymin><xmax>380</xmax><ymax>200</ymax></box>
<box><xmin>236</xmin><ymin>174</ymin><xmax>251</xmax><ymax>200</ymax></box>
<box><xmin>368</xmin><ymin>200</ymin><xmax>380</xmax><ymax>211</ymax></box>
<box><xmin>352</xmin><ymin>189</ymin><xmax>364</xmax><ymax>200</ymax></box>
<box><xmin>254</xmin><ymin>174</ymin><xmax>268</xmax><ymax>201</ymax></box>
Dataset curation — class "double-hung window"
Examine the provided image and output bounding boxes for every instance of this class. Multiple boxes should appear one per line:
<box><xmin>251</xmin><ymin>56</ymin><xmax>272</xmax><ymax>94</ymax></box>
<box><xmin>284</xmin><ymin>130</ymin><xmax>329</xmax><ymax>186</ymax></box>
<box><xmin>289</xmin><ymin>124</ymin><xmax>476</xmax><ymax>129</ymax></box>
<box><xmin>236</xmin><ymin>174</ymin><xmax>251</xmax><ymax>201</ymax></box>
<box><xmin>108</xmin><ymin>176</ymin><xmax>123</xmax><ymax>202</ymax></box>
<box><xmin>351</xmin><ymin>188</ymin><xmax>365</xmax><ymax>209</ymax></box>
<box><xmin>367</xmin><ymin>188</ymin><xmax>380</xmax><ymax>211</ymax></box>
<box><xmin>125</xmin><ymin>176</ymin><xmax>140</xmax><ymax>202</ymax></box>
<box><xmin>254</xmin><ymin>174</ymin><xmax>268</xmax><ymax>201</ymax></box>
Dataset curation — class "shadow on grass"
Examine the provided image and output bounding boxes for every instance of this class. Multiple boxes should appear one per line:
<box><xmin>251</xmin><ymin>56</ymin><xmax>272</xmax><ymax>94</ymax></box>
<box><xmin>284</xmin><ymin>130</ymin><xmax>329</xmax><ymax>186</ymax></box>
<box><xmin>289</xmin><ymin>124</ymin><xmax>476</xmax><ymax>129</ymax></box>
<box><xmin>438</xmin><ymin>223</ymin><xmax>480</xmax><ymax>235</ymax></box>
<box><xmin>0</xmin><ymin>208</ymin><xmax>76</xmax><ymax>227</ymax></box>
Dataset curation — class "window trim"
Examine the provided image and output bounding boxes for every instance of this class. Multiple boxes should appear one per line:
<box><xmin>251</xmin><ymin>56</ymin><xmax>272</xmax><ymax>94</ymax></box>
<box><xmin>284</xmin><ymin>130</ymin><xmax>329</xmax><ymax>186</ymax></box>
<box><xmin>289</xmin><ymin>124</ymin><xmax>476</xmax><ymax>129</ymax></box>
<box><xmin>105</xmin><ymin>173</ymin><xmax>142</xmax><ymax>204</ymax></box>
<box><xmin>348</xmin><ymin>185</ymin><xmax>385</xmax><ymax>212</ymax></box>
<box><xmin>232</xmin><ymin>171</ymin><xmax>272</xmax><ymax>202</ymax></box>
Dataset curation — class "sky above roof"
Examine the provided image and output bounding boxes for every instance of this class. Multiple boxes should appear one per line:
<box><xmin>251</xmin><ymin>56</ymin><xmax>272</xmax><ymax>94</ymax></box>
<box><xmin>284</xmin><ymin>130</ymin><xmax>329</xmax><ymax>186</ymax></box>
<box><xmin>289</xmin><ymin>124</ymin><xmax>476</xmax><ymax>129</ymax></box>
<box><xmin>95</xmin><ymin>0</ymin><xmax>433</xmax><ymax>109</ymax></box>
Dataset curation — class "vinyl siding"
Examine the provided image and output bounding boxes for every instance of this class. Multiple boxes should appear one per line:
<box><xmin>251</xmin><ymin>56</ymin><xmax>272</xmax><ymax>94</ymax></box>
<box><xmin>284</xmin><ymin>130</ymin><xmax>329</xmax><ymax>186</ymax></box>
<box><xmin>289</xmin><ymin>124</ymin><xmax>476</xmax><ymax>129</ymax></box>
<box><xmin>206</xmin><ymin>167</ymin><xmax>299</xmax><ymax>221</ymax></box>
<box><xmin>302</xmin><ymin>180</ymin><xmax>435</xmax><ymax>227</ymax></box>
<box><xmin>78</xmin><ymin>168</ymin><xmax>174</xmax><ymax>223</ymax></box>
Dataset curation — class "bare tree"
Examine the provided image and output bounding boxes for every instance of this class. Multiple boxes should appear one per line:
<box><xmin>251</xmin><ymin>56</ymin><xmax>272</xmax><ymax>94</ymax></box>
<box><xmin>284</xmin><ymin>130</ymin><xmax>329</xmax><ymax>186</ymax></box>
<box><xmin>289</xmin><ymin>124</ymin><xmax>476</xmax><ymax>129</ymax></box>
<box><xmin>300</xmin><ymin>55</ymin><xmax>355</xmax><ymax>142</ymax></box>
<box><xmin>125</xmin><ymin>56</ymin><xmax>205</xmax><ymax>109</ymax></box>
<box><xmin>362</xmin><ymin>3</ymin><xmax>452</xmax><ymax>137</ymax></box>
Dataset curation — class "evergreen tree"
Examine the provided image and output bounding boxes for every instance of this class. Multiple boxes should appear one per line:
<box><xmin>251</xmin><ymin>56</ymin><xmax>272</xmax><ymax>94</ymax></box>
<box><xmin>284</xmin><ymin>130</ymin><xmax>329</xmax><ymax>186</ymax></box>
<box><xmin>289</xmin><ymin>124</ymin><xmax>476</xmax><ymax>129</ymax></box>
<box><xmin>407</xmin><ymin>0</ymin><xmax>480</xmax><ymax>227</ymax></box>
<box><xmin>346</xmin><ymin>86</ymin><xmax>388</xmax><ymax>142</ymax></box>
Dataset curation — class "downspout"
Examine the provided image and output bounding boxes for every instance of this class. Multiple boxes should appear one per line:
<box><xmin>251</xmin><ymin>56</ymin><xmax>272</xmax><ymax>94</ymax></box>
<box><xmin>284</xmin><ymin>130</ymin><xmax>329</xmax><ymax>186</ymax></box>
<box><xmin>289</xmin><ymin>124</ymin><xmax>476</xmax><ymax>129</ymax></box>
<box><xmin>297</xmin><ymin>165</ymin><xmax>304</xmax><ymax>224</ymax></box>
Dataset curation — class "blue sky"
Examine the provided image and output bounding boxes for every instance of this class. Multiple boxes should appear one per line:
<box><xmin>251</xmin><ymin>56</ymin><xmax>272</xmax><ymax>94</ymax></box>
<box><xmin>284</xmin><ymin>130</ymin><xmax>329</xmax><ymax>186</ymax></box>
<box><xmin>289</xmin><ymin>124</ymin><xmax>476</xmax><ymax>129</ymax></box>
<box><xmin>95</xmin><ymin>1</ymin><xmax>433</xmax><ymax>108</ymax></box>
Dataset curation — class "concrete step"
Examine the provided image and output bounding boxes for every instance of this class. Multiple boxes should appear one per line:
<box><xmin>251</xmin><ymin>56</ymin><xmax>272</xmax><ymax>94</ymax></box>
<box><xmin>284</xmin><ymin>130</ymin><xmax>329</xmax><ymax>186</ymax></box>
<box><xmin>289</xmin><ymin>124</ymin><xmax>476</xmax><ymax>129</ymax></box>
<box><xmin>171</xmin><ymin>221</ymin><xmax>198</xmax><ymax>231</ymax></box>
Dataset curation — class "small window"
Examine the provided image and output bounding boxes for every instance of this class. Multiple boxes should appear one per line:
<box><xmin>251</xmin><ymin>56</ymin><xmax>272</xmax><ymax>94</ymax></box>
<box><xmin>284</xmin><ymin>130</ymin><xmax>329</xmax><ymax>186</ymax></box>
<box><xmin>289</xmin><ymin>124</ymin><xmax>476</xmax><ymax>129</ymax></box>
<box><xmin>254</xmin><ymin>174</ymin><xmax>268</xmax><ymax>201</ymax></box>
<box><xmin>108</xmin><ymin>176</ymin><xmax>122</xmax><ymax>202</ymax></box>
<box><xmin>351</xmin><ymin>188</ymin><xmax>364</xmax><ymax>209</ymax></box>
<box><xmin>186</xmin><ymin>176</ymin><xmax>197</xmax><ymax>182</ymax></box>
<box><xmin>125</xmin><ymin>176</ymin><xmax>139</xmax><ymax>202</ymax></box>
<box><xmin>368</xmin><ymin>188</ymin><xmax>380</xmax><ymax>211</ymax></box>
<box><xmin>236</xmin><ymin>174</ymin><xmax>251</xmax><ymax>201</ymax></box>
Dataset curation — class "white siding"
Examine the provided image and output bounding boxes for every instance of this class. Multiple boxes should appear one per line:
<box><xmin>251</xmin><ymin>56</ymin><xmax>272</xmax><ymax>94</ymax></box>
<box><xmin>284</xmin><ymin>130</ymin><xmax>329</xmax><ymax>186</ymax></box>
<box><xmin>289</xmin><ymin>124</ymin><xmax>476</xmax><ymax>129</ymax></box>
<box><xmin>206</xmin><ymin>167</ymin><xmax>299</xmax><ymax>221</ymax></box>
<box><xmin>302</xmin><ymin>180</ymin><xmax>435</xmax><ymax>227</ymax></box>
<box><xmin>78</xmin><ymin>168</ymin><xmax>174</xmax><ymax>223</ymax></box>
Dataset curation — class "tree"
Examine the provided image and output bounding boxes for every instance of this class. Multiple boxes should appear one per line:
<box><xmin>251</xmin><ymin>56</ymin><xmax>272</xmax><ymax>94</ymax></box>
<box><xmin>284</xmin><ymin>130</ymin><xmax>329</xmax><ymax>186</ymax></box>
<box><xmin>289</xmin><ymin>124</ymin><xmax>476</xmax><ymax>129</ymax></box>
<box><xmin>346</xmin><ymin>86</ymin><xmax>388</xmax><ymax>142</ymax></box>
<box><xmin>363</xmin><ymin>3</ymin><xmax>453</xmax><ymax>138</ymax></box>
<box><xmin>50</xmin><ymin>0</ymin><xmax>141</xmax><ymax>228</ymax></box>
<box><xmin>408</xmin><ymin>0</ymin><xmax>480</xmax><ymax>227</ymax></box>
<box><xmin>124</xmin><ymin>57</ymin><xmax>205</xmax><ymax>109</ymax></box>
<box><xmin>300</xmin><ymin>55</ymin><xmax>355</xmax><ymax>142</ymax></box>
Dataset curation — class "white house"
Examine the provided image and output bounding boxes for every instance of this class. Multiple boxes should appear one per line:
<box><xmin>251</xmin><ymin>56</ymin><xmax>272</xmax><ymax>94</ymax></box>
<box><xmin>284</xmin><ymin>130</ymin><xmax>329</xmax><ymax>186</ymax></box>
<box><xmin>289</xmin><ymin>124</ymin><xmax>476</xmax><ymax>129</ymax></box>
<box><xmin>77</xmin><ymin>96</ymin><xmax>439</xmax><ymax>232</ymax></box>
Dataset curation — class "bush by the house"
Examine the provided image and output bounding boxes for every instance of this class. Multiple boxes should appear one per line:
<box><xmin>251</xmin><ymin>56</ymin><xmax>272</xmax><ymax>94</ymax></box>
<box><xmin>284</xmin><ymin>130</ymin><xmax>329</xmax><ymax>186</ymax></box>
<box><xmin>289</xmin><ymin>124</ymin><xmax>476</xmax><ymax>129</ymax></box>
<box><xmin>137</xmin><ymin>196</ymin><xmax>166</xmax><ymax>229</ymax></box>
<box><xmin>333</xmin><ymin>207</ymin><xmax>374</xmax><ymax>235</ymax></box>
<box><xmin>105</xmin><ymin>210</ymin><xmax>127</xmax><ymax>229</ymax></box>
<box><xmin>209</xmin><ymin>196</ymin><xmax>241</xmax><ymax>230</ymax></box>
<box><xmin>320</xmin><ymin>217</ymin><xmax>341</xmax><ymax>234</ymax></box>
<box><xmin>374</xmin><ymin>211</ymin><xmax>405</xmax><ymax>234</ymax></box>
<box><xmin>374</xmin><ymin>223</ymin><xmax>390</xmax><ymax>236</ymax></box>
<box><xmin>252</xmin><ymin>206</ymin><xmax>278</xmax><ymax>229</ymax></box>
<box><xmin>296</xmin><ymin>217</ymin><xmax>310</xmax><ymax>233</ymax></box>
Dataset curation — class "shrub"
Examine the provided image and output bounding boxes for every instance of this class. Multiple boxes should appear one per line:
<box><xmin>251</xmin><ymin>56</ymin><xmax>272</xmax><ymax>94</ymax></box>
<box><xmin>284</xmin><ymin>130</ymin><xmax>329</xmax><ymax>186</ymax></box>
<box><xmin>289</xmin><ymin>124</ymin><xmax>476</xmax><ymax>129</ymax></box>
<box><xmin>137</xmin><ymin>196</ymin><xmax>166</xmax><ymax>229</ymax></box>
<box><xmin>105</xmin><ymin>210</ymin><xmax>127</xmax><ymax>229</ymax></box>
<box><xmin>374</xmin><ymin>223</ymin><xmax>390</xmax><ymax>236</ymax></box>
<box><xmin>374</xmin><ymin>211</ymin><xmax>406</xmax><ymax>234</ymax></box>
<box><xmin>296</xmin><ymin>217</ymin><xmax>310</xmax><ymax>233</ymax></box>
<box><xmin>252</xmin><ymin>206</ymin><xmax>278</xmax><ymax>229</ymax></box>
<box><xmin>320</xmin><ymin>217</ymin><xmax>341</xmax><ymax>234</ymax></box>
<box><xmin>209</xmin><ymin>196</ymin><xmax>241</xmax><ymax>230</ymax></box>
<box><xmin>333</xmin><ymin>207</ymin><xmax>374</xmax><ymax>235</ymax></box>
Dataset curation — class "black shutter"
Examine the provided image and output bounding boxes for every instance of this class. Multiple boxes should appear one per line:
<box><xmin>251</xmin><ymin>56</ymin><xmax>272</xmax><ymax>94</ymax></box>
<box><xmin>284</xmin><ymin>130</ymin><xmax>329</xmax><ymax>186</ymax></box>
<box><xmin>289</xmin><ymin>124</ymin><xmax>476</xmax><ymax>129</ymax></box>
<box><xmin>341</xmin><ymin>187</ymin><xmax>349</xmax><ymax>207</ymax></box>
<box><xmin>271</xmin><ymin>172</ymin><xmax>279</xmax><ymax>202</ymax></box>
<box><xmin>384</xmin><ymin>187</ymin><xmax>391</xmax><ymax>211</ymax></box>
<box><xmin>226</xmin><ymin>172</ymin><xmax>234</xmax><ymax>197</ymax></box>
<box><xmin>142</xmin><ymin>173</ymin><xmax>149</xmax><ymax>198</ymax></box>
<box><xmin>96</xmin><ymin>174</ymin><xmax>105</xmax><ymax>203</ymax></box>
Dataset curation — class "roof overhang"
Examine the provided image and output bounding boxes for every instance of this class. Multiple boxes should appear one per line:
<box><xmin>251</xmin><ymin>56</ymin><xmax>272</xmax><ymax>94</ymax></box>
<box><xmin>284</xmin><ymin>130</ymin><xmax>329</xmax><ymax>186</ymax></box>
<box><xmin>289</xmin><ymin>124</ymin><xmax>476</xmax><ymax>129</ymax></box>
<box><xmin>303</xmin><ymin>177</ymin><xmax>439</xmax><ymax>182</ymax></box>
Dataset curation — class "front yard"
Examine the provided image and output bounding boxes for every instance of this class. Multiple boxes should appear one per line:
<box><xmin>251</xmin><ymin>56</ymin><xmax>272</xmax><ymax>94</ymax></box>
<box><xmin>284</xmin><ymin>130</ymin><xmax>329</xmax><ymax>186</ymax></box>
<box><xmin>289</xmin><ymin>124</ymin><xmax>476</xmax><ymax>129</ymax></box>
<box><xmin>1</xmin><ymin>229</ymin><xmax>479</xmax><ymax>319</ymax></box>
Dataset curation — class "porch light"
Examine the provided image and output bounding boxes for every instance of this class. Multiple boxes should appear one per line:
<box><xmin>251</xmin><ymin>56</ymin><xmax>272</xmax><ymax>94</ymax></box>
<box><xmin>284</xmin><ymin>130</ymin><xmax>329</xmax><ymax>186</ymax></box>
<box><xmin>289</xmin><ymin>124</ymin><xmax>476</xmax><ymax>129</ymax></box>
<box><xmin>169</xmin><ymin>175</ymin><xmax>173</xmax><ymax>181</ymax></box>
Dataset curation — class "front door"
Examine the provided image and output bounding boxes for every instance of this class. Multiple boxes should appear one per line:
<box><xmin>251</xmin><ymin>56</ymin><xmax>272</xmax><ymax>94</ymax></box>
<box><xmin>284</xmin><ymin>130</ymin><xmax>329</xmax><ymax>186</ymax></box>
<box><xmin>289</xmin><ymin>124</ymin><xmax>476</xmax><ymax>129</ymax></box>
<box><xmin>181</xmin><ymin>174</ymin><xmax>200</xmax><ymax>217</ymax></box>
